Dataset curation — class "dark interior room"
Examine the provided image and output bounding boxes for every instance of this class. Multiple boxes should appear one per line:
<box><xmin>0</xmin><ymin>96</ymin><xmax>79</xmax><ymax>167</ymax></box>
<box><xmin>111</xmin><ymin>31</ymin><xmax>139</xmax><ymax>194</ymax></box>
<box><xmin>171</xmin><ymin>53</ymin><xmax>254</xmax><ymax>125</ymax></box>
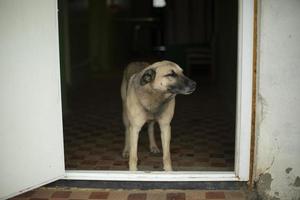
<box><xmin>58</xmin><ymin>0</ymin><xmax>238</xmax><ymax>171</ymax></box>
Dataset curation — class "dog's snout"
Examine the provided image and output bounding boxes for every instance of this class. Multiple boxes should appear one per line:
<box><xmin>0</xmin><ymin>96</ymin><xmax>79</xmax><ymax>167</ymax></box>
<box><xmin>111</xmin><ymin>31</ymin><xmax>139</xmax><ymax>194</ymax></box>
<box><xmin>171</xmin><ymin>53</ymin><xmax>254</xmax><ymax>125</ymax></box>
<box><xmin>190</xmin><ymin>81</ymin><xmax>196</xmax><ymax>89</ymax></box>
<box><xmin>182</xmin><ymin>77</ymin><xmax>196</xmax><ymax>94</ymax></box>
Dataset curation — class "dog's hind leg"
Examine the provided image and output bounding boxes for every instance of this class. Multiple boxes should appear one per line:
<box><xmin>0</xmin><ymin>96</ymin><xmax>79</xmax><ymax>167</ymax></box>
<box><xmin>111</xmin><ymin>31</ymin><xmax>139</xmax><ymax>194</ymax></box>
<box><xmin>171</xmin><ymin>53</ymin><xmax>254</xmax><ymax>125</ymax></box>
<box><xmin>148</xmin><ymin>121</ymin><xmax>160</xmax><ymax>154</ymax></box>
<box><xmin>122</xmin><ymin>107</ymin><xmax>130</xmax><ymax>158</ymax></box>
<box><xmin>122</xmin><ymin>127</ymin><xmax>130</xmax><ymax>158</ymax></box>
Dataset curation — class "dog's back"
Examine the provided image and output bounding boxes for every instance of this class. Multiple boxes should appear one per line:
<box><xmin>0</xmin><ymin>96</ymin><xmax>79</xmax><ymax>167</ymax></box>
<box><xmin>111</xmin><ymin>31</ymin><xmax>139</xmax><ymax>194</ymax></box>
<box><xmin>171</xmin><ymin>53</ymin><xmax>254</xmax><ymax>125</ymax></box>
<box><xmin>121</xmin><ymin>62</ymin><xmax>149</xmax><ymax>101</ymax></box>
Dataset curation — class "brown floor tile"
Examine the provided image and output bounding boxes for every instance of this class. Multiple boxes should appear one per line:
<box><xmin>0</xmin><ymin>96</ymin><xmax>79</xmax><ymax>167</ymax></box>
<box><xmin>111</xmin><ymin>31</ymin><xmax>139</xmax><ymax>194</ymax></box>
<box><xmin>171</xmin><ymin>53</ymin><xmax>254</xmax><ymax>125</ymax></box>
<box><xmin>225</xmin><ymin>191</ymin><xmax>245</xmax><ymax>199</ymax></box>
<box><xmin>185</xmin><ymin>191</ymin><xmax>205</xmax><ymax>200</ymax></box>
<box><xmin>107</xmin><ymin>190</ymin><xmax>128</xmax><ymax>200</ymax></box>
<box><xmin>127</xmin><ymin>193</ymin><xmax>147</xmax><ymax>200</ymax></box>
<box><xmin>51</xmin><ymin>191</ymin><xmax>71</xmax><ymax>198</ymax></box>
<box><xmin>69</xmin><ymin>199</ymin><xmax>86</xmax><ymax>200</ymax></box>
<box><xmin>31</xmin><ymin>189</ymin><xmax>53</xmax><ymax>199</ymax></box>
<box><xmin>81</xmin><ymin>160</ymin><xmax>98</xmax><ymax>165</ymax></box>
<box><xmin>146</xmin><ymin>193</ymin><xmax>166</xmax><ymax>200</ymax></box>
<box><xmin>205</xmin><ymin>191</ymin><xmax>225</xmax><ymax>199</ymax></box>
<box><xmin>89</xmin><ymin>191</ymin><xmax>109</xmax><ymax>199</ymax></box>
<box><xmin>17</xmin><ymin>191</ymin><xmax>35</xmax><ymax>198</ymax></box>
<box><xmin>69</xmin><ymin>190</ymin><xmax>90</xmax><ymax>199</ymax></box>
<box><xmin>167</xmin><ymin>192</ymin><xmax>185</xmax><ymax>200</ymax></box>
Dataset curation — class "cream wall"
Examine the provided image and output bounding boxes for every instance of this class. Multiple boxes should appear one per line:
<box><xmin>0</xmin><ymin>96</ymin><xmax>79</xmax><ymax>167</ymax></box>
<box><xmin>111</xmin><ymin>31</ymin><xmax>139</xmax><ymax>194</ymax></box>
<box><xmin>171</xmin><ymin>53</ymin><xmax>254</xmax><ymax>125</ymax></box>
<box><xmin>255</xmin><ymin>0</ymin><xmax>300</xmax><ymax>199</ymax></box>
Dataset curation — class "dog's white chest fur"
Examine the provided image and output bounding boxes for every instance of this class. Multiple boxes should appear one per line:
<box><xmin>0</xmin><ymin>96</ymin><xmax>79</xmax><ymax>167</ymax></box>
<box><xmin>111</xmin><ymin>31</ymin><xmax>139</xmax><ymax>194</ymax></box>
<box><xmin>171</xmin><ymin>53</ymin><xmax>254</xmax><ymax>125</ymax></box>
<box><xmin>136</xmin><ymin>88</ymin><xmax>175</xmax><ymax>119</ymax></box>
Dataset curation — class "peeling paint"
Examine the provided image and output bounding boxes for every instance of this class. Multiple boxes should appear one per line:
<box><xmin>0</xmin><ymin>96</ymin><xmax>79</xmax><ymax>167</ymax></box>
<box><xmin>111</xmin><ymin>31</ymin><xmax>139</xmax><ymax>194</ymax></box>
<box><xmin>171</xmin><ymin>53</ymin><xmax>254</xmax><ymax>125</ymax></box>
<box><xmin>257</xmin><ymin>93</ymin><xmax>268</xmax><ymax>125</ymax></box>
<box><xmin>257</xmin><ymin>173</ymin><xmax>273</xmax><ymax>198</ymax></box>
<box><xmin>270</xmin><ymin>196</ymin><xmax>280</xmax><ymax>200</ymax></box>
<box><xmin>286</xmin><ymin>167</ymin><xmax>293</xmax><ymax>174</ymax></box>
<box><xmin>255</xmin><ymin>173</ymin><xmax>288</xmax><ymax>200</ymax></box>
<box><xmin>293</xmin><ymin>176</ymin><xmax>300</xmax><ymax>187</ymax></box>
<box><xmin>258</xmin><ymin>156</ymin><xmax>275</xmax><ymax>176</ymax></box>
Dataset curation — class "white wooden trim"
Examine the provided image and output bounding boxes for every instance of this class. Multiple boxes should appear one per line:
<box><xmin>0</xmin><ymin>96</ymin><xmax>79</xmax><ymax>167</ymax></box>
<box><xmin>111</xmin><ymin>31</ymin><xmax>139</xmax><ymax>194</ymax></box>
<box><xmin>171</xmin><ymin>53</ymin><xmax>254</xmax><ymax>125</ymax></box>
<box><xmin>63</xmin><ymin>0</ymin><xmax>254</xmax><ymax>182</ymax></box>
<box><xmin>65</xmin><ymin>170</ymin><xmax>238</xmax><ymax>181</ymax></box>
<box><xmin>234</xmin><ymin>0</ymin><xmax>254</xmax><ymax>181</ymax></box>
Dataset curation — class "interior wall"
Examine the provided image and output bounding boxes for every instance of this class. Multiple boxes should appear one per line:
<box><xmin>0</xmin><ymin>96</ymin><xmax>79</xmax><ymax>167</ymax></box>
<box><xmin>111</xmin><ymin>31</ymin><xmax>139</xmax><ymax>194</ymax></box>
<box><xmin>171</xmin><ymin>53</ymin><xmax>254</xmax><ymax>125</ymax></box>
<box><xmin>214</xmin><ymin>0</ymin><xmax>238</xmax><ymax>115</ymax></box>
<box><xmin>89</xmin><ymin>0</ymin><xmax>112</xmax><ymax>73</ymax></box>
<box><xmin>255</xmin><ymin>1</ymin><xmax>300</xmax><ymax>199</ymax></box>
<box><xmin>69</xmin><ymin>0</ymin><xmax>89</xmax><ymax>69</ymax></box>
<box><xmin>68</xmin><ymin>0</ymin><xmax>90</xmax><ymax>84</ymax></box>
<box><xmin>165</xmin><ymin>0</ymin><xmax>213</xmax><ymax>45</ymax></box>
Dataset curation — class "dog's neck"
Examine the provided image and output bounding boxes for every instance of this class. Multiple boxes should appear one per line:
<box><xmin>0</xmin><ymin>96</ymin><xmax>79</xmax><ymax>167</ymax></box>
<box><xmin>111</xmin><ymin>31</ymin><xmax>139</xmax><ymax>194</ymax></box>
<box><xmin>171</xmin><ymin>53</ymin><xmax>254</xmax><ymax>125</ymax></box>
<box><xmin>135</xmin><ymin>83</ymin><xmax>175</xmax><ymax>115</ymax></box>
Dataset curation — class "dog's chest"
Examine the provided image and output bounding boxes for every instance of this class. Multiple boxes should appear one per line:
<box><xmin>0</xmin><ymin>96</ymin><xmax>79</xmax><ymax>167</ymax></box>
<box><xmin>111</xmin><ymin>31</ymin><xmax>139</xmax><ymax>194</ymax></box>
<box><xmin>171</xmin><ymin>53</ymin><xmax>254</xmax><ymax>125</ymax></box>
<box><xmin>147</xmin><ymin>103</ymin><xmax>166</xmax><ymax>118</ymax></box>
<box><xmin>142</xmin><ymin>96</ymin><xmax>170</xmax><ymax>119</ymax></box>
<box><xmin>135</xmin><ymin>86</ymin><xmax>174</xmax><ymax>120</ymax></box>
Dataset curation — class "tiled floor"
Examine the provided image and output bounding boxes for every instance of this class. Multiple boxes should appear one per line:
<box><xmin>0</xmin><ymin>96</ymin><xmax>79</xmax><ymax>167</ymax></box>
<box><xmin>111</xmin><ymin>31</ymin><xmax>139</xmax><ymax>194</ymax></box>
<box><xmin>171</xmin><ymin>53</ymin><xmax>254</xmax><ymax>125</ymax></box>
<box><xmin>11</xmin><ymin>187</ymin><xmax>246</xmax><ymax>200</ymax></box>
<box><xmin>64</xmin><ymin>77</ymin><xmax>235</xmax><ymax>171</ymax></box>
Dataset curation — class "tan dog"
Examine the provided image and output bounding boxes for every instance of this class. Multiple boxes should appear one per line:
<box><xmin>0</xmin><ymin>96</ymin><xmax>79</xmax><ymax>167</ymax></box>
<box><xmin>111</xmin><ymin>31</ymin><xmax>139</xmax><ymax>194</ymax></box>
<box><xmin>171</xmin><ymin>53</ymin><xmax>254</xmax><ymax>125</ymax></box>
<box><xmin>121</xmin><ymin>60</ymin><xmax>196</xmax><ymax>171</ymax></box>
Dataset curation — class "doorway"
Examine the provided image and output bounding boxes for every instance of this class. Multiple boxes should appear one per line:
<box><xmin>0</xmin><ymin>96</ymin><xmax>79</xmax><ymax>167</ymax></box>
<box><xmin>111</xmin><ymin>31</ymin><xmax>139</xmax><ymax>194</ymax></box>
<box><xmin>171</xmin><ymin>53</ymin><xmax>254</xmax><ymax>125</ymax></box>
<box><xmin>58</xmin><ymin>0</ymin><xmax>253</xmax><ymax>180</ymax></box>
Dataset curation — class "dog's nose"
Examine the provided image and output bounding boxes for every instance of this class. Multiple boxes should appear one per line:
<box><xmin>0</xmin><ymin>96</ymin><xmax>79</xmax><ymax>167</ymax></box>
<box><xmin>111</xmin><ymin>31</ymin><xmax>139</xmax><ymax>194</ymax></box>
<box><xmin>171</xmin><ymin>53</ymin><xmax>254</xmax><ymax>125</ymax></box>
<box><xmin>190</xmin><ymin>81</ymin><xmax>197</xmax><ymax>90</ymax></box>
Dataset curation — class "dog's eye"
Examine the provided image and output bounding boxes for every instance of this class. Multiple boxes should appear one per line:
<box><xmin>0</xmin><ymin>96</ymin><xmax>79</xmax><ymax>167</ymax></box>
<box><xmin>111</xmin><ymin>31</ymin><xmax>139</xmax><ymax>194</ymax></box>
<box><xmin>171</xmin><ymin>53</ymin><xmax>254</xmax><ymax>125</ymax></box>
<box><xmin>165</xmin><ymin>71</ymin><xmax>177</xmax><ymax>78</ymax></box>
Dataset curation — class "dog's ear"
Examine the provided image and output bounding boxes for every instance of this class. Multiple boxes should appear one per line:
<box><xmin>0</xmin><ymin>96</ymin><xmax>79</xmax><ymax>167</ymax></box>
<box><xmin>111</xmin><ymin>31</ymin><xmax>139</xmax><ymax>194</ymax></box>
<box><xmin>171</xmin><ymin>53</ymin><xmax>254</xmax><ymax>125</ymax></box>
<box><xmin>140</xmin><ymin>68</ymin><xmax>156</xmax><ymax>86</ymax></box>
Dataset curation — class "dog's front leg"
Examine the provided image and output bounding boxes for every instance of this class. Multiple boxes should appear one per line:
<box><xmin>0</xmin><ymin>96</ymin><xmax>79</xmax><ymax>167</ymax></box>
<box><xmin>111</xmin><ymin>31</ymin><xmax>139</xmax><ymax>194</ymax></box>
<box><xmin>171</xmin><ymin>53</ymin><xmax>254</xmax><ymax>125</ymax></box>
<box><xmin>129</xmin><ymin>125</ymin><xmax>142</xmax><ymax>171</ymax></box>
<box><xmin>148</xmin><ymin>121</ymin><xmax>160</xmax><ymax>153</ymax></box>
<box><xmin>159</xmin><ymin>123</ymin><xmax>173</xmax><ymax>171</ymax></box>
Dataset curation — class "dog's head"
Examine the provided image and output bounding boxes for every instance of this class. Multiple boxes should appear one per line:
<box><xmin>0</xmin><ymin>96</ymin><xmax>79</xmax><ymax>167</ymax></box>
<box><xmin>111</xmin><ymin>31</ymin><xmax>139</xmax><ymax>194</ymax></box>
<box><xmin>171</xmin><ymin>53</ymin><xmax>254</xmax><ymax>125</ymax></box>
<box><xmin>140</xmin><ymin>61</ymin><xmax>196</xmax><ymax>95</ymax></box>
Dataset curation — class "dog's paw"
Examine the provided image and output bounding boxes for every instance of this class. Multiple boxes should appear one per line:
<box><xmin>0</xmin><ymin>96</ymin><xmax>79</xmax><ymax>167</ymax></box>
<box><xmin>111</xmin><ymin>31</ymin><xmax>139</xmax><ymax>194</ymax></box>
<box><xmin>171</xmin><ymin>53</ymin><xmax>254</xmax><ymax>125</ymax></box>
<box><xmin>150</xmin><ymin>146</ymin><xmax>160</xmax><ymax>154</ymax></box>
<box><xmin>129</xmin><ymin>165</ymin><xmax>138</xmax><ymax>171</ymax></box>
<box><xmin>164</xmin><ymin>165</ymin><xmax>173</xmax><ymax>171</ymax></box>
<box><xmin>122</xmin><ymin>150</ymin><xmax>129</xmax><ymax>159</ymax></box>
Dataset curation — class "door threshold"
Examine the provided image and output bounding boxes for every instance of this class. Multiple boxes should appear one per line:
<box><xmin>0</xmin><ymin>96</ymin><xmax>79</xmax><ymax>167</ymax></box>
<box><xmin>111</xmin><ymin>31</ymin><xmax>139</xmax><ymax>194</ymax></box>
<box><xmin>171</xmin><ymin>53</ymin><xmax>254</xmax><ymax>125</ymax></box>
<box><xmin>48</xmin><ymin>180</ymin><xmax>245</xmax><ymax>190</ymax></box>
<box><xmin>64</xmin><ymin>170</ymin><xmax>239</xmax><ymax>182</ymax></box>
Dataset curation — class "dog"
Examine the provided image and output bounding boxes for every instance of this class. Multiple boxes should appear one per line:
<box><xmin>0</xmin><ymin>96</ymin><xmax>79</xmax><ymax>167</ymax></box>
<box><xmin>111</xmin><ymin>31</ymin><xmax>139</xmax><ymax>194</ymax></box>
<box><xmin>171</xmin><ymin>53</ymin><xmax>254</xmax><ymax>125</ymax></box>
<box><xmin>121</xmin><ymin>60</ymin><xmax>196</xmax><ymax>171</ymax></box>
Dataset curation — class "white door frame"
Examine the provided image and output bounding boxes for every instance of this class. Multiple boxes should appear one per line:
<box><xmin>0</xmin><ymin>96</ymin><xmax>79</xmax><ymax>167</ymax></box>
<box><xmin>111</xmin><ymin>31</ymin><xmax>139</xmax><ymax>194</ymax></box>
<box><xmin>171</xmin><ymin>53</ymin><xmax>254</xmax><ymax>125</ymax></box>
<box><xmin>65</xmin><ymin>0</ymin><xmax>254</xmax><ymax>182</ymax></box>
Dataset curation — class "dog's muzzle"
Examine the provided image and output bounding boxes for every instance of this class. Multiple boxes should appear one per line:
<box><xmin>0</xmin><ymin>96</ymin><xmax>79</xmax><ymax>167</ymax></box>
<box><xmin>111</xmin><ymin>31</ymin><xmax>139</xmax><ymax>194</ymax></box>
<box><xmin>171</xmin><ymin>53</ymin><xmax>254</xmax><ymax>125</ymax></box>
<box><xmin>182</xmin><ymin>77</ymin><xmax>196</xmax><ymax>94</ymax></box>
<box><xmin>168</xmin><ymin>76</ymin><xmax>197</xmax><ymax>95</ymax></box>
